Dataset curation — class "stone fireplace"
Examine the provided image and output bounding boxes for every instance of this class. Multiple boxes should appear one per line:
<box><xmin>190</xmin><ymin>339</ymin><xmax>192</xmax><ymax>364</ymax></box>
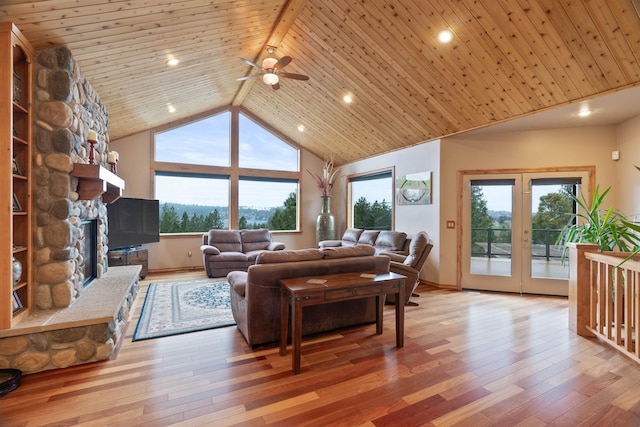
<box><xmin>0</xmin><ymin>46</ymin><xmax>137</xmax><ymax>374</ymax></box>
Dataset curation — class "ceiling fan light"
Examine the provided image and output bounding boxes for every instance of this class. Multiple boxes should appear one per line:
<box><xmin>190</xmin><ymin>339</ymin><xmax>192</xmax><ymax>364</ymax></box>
<box><xmin>263</xmin><ymin>73</ymin><xmax>279</xmax><ymax>85</ymax></box>
<box><xmin>262</xmin><ymin>57</ymin><xmax>278</xmax><ymax>70</ymax></box>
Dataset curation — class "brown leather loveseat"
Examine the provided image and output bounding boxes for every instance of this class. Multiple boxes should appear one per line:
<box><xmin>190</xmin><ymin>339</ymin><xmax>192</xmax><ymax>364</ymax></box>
<box><xmin>200</xmin><ymin>228</ymin><xmax>285</xmax><ymax>278</ymax></box>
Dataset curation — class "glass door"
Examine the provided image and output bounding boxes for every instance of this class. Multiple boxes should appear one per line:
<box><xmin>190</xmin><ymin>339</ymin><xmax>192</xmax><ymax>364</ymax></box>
<box><xmin>461</xmin><ymin>174</ymin><xmax>522</xmax><ymax>293</ymax></box>
<box><xmin>461</xmin><ymin>171</ymin><xmax>589</xmax><ymax>296</ymax></box>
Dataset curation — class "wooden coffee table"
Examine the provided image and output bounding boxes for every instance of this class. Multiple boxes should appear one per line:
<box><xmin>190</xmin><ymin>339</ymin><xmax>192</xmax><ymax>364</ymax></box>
<box><xmin>279</xmin><ymin>271</ymin><xmax>406</xmax><ymax>374</ymax></box>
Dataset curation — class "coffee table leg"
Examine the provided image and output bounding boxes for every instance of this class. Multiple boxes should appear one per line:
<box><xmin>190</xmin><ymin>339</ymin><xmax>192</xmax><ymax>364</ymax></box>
<box><xmin>376</xmin><ymin>295</ymin><xmax>383</xmax><ymax>334</ymax></box>
<box><xmin>292</xmin><ymin>300</ymin><xmax>302</xmax><ymax>374</ymax></box>
<box><xmin>396</xmin><ymin>281</ymin><xmax>405</xmax><ymax>348</ymax></box>
<box><xmin>280</xmin><ymin>289</ymin><xmax>288</xmax><ymax>356</ymax></box>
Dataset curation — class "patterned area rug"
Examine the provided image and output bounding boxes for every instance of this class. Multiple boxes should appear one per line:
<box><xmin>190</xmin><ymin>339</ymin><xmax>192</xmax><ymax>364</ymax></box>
<box><xmin>133</xmin><ymin>278</ymin><xmax>236</xmax><ymax>341</ymax></box>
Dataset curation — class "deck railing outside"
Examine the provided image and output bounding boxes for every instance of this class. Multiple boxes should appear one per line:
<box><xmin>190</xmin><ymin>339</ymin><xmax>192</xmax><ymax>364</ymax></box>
<box><xmin>569</xmin><ymin>243</ymin><xmax>640</xmax><ymax>364</ymax></box>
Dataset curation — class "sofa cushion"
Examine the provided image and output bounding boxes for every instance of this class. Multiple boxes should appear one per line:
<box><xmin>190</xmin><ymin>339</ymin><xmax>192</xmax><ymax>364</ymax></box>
<box><xmin>322</xmin><ymin>245</ymin><xmax>376</xmax><ymax>259</ymax></box>
<box><xmin>342</xmin><ymin>228</ymin><xmax>364</xmax><ymax>246</ymax></box>
<box><xmin>358</xmin><ymin>230</ymin><xmax>380</xmax><ymax>246</ymax></box>
<box><xmin>245</xmin><ymin>249</ymin><xmax>268</xmax><ymax>262</ymax></box>
<box><xmin>241</xmin><ymin>229</ymin><xmax>272</xmax><ymax>252</ymax></box>
<box><xmin>375</xmin><ymin>231</ymin><xmax>407</xmax><ymax>252</ymax></box>
<box><xmin>217</xmin><ymin>251</ymin><xmax>250</xmax><ymax>262</ymax></box>
<box><xmin>256</xmin><ymin>248</ymin><xmax>324</xmax><ymax>264</ymax></box>
<box><xmin>208</xmin><ymin>230</ymin><xmax>243</xmax><ymax>252</ymax></box>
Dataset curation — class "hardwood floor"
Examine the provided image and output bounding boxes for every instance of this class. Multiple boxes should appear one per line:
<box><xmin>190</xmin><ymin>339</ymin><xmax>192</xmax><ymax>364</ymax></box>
<box><xmin>2</xmin><ymin>270</ymin><xmax>640</xmax><ymax>426</ymax></box>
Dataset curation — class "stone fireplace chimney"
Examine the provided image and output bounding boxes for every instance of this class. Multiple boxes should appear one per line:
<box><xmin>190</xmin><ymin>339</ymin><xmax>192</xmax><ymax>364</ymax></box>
<box><xmin>32</xmin><ymin>46</ymin><xmax>110</xmax><ymax>310</ymax></box>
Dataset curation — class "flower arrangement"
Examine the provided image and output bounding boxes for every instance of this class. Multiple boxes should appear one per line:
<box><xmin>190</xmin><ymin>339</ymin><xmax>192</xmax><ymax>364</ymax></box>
<box><xmin>308</xmin><ymin>157</ymin><xmax>340</xmax><ymax>196</ymax></box>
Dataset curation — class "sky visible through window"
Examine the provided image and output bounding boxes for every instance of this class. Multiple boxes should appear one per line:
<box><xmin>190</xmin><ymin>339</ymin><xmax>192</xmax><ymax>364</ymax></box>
<box><xmin>155</xmin><ymin>112</ymin><xmax>230</xmax><ymax>166</ymax></box>
<box><xmin>239</xmin><ymin>115</ymin><xmax>298</xmax><ymax>172</ymax></box>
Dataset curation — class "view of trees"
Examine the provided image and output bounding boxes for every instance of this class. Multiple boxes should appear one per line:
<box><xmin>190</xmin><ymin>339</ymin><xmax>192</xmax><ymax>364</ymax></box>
<box><xmin>471</xmin><ymin>184</ymin><xmax>575</xmax><ymax>258</ymax></box>
<box><xmin>159</xmin><ymin>192</ymin><xmax>297</xmax><ymax>233</ymax></box>
<box><xmin>353</xmin><ymin>197</ymin><xmax>392</xmax><ymax>230</ymax></box>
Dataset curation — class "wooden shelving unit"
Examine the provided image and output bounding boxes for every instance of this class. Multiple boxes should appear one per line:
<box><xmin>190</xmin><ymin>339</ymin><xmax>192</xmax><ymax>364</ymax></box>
<box><xmin>1</xmin><ymin>23</ymin><xmax>34</xmax><ymax>329</ymax></box>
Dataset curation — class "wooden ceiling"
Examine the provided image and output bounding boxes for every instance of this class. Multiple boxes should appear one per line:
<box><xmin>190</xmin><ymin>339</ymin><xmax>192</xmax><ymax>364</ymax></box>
<box><xmin>3</xmin><ymin>0</ymin><xmax>640</xmax><ymax>165</ymax></box>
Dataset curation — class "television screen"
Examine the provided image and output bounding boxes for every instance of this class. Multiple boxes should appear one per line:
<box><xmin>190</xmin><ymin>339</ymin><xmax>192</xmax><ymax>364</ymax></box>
<box><xmin>107</xmin><ymin>198</ymin><xmax>160</xmax><ymax>250</ymax></box>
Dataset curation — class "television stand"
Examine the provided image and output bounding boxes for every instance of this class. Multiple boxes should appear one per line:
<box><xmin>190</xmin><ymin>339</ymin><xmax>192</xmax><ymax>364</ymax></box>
<box><xmin>107</xmin><ymin>247</ymin><xmax>148</xmax><ymax>279</ymax></box>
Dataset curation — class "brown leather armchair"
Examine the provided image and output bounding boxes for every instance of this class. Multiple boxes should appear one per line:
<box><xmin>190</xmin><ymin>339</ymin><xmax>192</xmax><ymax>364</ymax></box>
<box><xmin>383</xmin><ymin>231</ymin><xmax>433</xmax><ymax>306</ymax></box>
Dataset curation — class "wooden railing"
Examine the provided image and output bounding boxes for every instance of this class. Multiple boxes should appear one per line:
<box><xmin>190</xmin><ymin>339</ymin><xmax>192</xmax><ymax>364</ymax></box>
<box><xmin>568</xmin><ymin>243</ymin><xmax>640</xmax><ymax>364</ymax></box>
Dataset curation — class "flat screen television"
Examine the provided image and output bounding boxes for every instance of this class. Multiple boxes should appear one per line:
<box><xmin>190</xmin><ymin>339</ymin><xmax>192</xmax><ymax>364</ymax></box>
<box><xmin>107</xmin><ymin>197</ymin><xmax>160</xmax><ymax>250</ymax></box>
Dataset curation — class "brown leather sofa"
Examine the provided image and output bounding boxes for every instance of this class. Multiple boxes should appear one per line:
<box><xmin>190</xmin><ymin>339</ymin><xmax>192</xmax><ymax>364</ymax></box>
<box><xmin>226</xmin><ymin>245</ymin><xmax>391</xmax><ymax>347</ymax></box>
<box><xmin>200</xmin><ymin>228</ymin><xmax>285</xmax><ymax>278</ymax></box>
<box><xmin>318</xmin><ymin>228</ymin><xmax>409</xmax><ymax>255</ymax></box>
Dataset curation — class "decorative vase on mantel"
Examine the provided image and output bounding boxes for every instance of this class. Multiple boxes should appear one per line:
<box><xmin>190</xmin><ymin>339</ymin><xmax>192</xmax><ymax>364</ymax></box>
<box><xmin>316</xmin><ymin>195</ymin><xmax>335</xmax><ymax>244</ymax></box>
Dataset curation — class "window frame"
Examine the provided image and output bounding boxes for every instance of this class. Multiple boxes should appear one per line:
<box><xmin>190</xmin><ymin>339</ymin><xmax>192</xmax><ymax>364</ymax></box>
<box><xmin>152</xmin><ymin>107</ymin><xmax>301</xmax><ymax>234</ymax></box>
<box><xmin>347</xmin><ymin>167</ymin><xmax>395</xmax><ymax>231</ymax></box>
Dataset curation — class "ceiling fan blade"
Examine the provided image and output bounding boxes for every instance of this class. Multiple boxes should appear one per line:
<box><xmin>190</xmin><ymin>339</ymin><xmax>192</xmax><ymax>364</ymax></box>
<box><xmin>280</xmin><ymin>72</ymin><xmax>309</xmax><ymax>81</ymax></box>
<box><xmin>238</xmin><ymin>57</ymin><xmax>262</xmax><ymax>69</ymax></box>
<box><xmin>236</xmin><ymin>75</ymin><xmax>259</xmax><ymax>81</ymax></box>
<box><xmin>272</xmin><ymin>82</ymin><xmax>281</xmax><ymax>90</ymax></box>
<box><xmin>273</xmin><ymin>55</ymin><xmax>292</xmax><ymax>71</ymax></box>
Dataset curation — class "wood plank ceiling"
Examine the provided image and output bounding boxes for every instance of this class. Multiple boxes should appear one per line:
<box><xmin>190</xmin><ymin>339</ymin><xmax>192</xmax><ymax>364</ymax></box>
<box><xmin>2</xmin><ymin>0</ymin><xmax>640</xmax><ymax>165</ymax></box>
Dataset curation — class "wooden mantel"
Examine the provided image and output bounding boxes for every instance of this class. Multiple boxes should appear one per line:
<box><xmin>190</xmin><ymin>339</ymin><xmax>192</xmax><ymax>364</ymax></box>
<box><xmin>70</xmin><ymin>164</ymin><xmax>125</xmax><ymax>203</ymax></box>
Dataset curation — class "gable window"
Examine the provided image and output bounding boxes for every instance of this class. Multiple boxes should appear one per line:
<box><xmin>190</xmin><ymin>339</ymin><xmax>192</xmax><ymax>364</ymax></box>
<box><xmin>348</xmin><ymin>170</ymin><xmax>394</xmax><ymax>230</ymax></box>
<box><xmin>153</xmin><ymin>109</ymin><xmax>300</xmax><ymax>233</ymax></box>
<box><xmin>155</xmin><ymin>112</ymin><xmax>230</xmax><ymax>166</ymax></box>
<box><xmin>239</xmin><ymin>114</ymin><xmax>298</xmax><ymax>171</ymax></box>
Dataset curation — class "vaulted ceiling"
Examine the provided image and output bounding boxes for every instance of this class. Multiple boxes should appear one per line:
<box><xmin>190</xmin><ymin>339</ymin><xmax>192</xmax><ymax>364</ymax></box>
<box><xmin>3</xmin><ymin>0</ymin><xmax>640</xmax><ymax>165</ymax></box>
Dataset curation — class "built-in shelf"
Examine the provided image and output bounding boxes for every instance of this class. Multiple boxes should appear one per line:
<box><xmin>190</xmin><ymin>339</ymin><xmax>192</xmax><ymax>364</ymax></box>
<box><xmin>71</xmin><ymin>164</ymin><xmax>125</xmax><ymax>203</ymax></box>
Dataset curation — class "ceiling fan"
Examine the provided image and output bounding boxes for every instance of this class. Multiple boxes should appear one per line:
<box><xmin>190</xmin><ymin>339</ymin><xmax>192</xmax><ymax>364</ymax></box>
<box><xmin>237</xmin><ymin>49</ymin><xmax>309</xmax><ymax>90</ymax></box>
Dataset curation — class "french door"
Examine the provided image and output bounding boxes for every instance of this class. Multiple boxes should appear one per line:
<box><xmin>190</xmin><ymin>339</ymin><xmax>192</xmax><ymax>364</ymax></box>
<box><xmin>461</xmin><ymin>170</ymin><xmax>590</xmax><ymax>296</ymax></box>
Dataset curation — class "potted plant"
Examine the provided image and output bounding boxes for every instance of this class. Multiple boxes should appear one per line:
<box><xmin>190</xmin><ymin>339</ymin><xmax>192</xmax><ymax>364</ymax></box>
<box><xmin>560</xmin><ymin>184</ymin><xmax>640</xmax><ymax>262</ymax></box>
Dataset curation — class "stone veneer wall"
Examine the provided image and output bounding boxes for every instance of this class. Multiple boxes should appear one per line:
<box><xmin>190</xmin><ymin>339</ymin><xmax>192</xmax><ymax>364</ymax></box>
<box><xmin>0</xmin><ymin>46</ymin><xmax>135</xmax><ymax>374</ymax></box>
<box><xmin>33</xmin><ymin>46</ymin><xmax>110</xmax><ymax>309</ymax></box>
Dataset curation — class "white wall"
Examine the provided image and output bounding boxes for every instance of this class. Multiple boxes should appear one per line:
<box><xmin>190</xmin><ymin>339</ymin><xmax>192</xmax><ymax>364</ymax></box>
<box><xmin>616</xmin><ymin>115</ymin><xmax>640</xmax><ymax>219</ymax></box>
<box><xmin>110</xmin><ymin>131</ymin><xmax>325</xmax><ymax>271</ymax></box>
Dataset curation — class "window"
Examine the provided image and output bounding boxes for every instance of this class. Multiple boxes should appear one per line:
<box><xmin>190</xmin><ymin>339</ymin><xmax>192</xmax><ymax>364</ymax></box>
<box><xmin>239</xmin><ymin>114</ymin><xmax>298</xmax><ymax>171</ymax></box>
<box><xmin>238</xmin><ymin>178</ymin><xmax>298</xmax><ymax>230</ymax></box>
<box><xmin>155</xmin><ymin>112</ymin><xmax>230</xmax><ymax>166</ymax></box>
<box><xmin>156</xmin><ymin>173</ymin><xmax>229</xmax><ymax>232</ymax></box>
<box><xmin>349</xmin><ymin>171</ymin><xmax>393</xmax><ymax>230</ymax></box>
<box><xmin>153</xmin><ymin>110</ymin><xmax>300</xmax><ymax>233</ymax></box>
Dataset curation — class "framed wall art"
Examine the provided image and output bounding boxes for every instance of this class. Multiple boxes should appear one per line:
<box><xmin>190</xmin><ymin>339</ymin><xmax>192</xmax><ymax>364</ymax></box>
<box><xmin>396</xmin><ymin>171</ymin><xmax>432</xmax><ymax>205</ymax></box>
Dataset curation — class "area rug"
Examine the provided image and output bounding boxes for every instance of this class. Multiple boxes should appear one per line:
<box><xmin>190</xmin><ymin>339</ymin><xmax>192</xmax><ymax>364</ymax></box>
<box><xmin>133</xmin><ymin>278</ymin><xmax>236</xmax><ymax>341</ymax></box>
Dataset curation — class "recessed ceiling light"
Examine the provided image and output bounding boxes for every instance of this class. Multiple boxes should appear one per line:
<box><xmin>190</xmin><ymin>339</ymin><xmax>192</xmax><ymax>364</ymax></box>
<box><xmin>167</xmin><ymin>104</ymin><xmax>176</xmax><ymax>113</ymax></box>
<box><xmin>578</xmin><ymin>109</ymin><xmax>592</xmax><ymax>117</ymax></box>
<box><xmin>167</xmin><ymin>58</ymin><xmax>179</xmax><ymax>66</ymax></box>
<box><xmin>437</xmin><ymin>29</ymin><xmax>454</xmax><ymax>43</ymax></box>
<box><xmin>343</xmin><ymin>95</ymin><xmax>353</xmax><ymax>104</ymax></box>
<box><xmin>298</xmin><ymin>125</ymin><xmax>305</xmax><ymax>132</ymax></box>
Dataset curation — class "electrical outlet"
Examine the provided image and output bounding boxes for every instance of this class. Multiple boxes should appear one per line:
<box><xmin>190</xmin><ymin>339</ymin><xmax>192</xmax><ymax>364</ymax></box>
<box><xmin>446</xmin><ymin>220</ymin><xmax>455</xmax><ymax>229</ymax></box>
<box><xmin>188</xmin><ymin>250</ymin><xmax>192</xmax><ymax>257</ymax></box>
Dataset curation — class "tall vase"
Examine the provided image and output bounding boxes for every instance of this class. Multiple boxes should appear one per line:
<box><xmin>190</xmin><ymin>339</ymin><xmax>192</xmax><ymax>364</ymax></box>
<box><xmin>316</xmin><ymin>195</ymin><xmax>335</xmax><ymax>245</ymax></box>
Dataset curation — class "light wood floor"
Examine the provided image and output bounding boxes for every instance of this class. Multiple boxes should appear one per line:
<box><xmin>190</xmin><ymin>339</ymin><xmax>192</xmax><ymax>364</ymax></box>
<box><xmin>2</xmin><ymin>270</ymin><xmax>640</xmax><ymax>426</ymax></box>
